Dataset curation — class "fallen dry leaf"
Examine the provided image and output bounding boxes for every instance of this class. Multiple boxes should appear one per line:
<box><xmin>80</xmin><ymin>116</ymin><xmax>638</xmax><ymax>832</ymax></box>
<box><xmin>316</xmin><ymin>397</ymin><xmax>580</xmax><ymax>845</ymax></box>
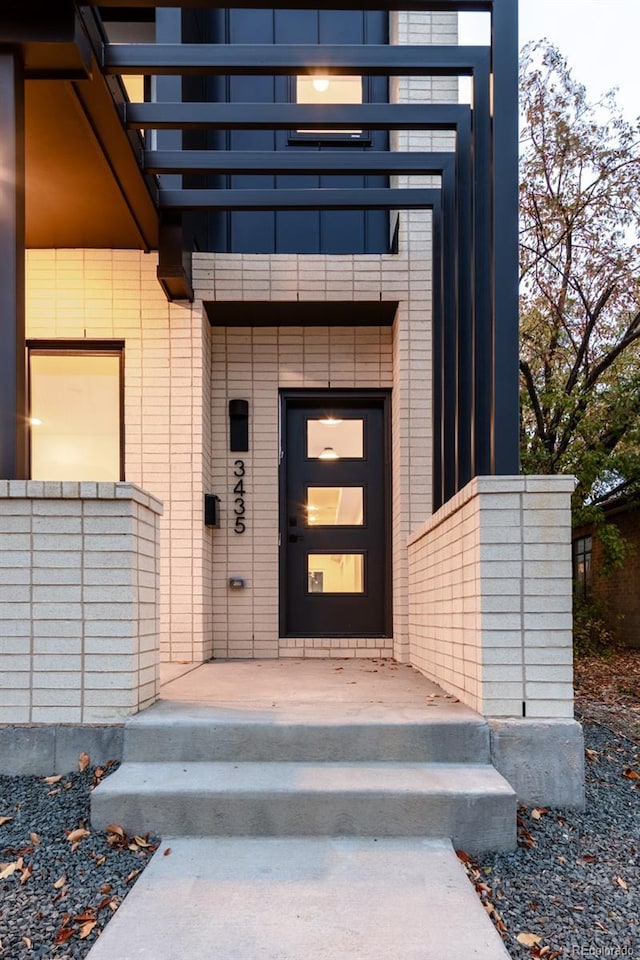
<box><xmin>54</xmin><ymin>875</ymin><xmax>66</xmax><ymax>889</ymax></box>
<box><xmin>615</xmin><ymin>876</ymin><xmax>628</xmax><ymax>890</ymax></box>
<box><xmin>622</xmin><ymin>768</ymin><xmax>640</xmax><ymax>781</ymax></box>
<box><xmin>66</xmin><ymin>828</ymin><xmax>90</xmax><ymax>843</ymax></box>
<box><xmin>531</xmin><ymin>808</ymin><xmax>549</xmax><ymax>820</ymax></box>
<box><xmin>517</xmin><ymin>932</ymin><xmax>542</xmax><ymax>947</ymax></box>
<box><xmin>55</xmin><ymin>927</ymin><xmax>74</xmax><ymax>945</ymax></box>
<box><xmin>75</xmin><ymin>910</ymin><xmax>96</xmax><ymax>923</ymax></box>
<box><xmin>585</xmin><ymin>748</ymin><xmax>599</xmax><ymax>762</ymax></box>
<box><xmin>78</xmin><ymin>751</ymin><xmax>90</xmax><ymax>772</ymax></box>
<box><xmin>106</xmin><ymin>823</ymin><xmax>125</xmax><ymax>837</ymax></box>
<box><xmin>22</xmin><ymin>937</ymin><xmax>32</xmax><ymax>949</ymax></box>
<box><xmin>43</xmin><ymin>775</ymin><xmax>63</xmax><ymax>785</ymax></box>
<box><xmin>456</xmin><ymin>849</ymin><xmax>474</xmax><ymax>864</ymax></box>
<box><xmin>29</xmin><ymin>832</ymin><xmax>40</xmax><ymax>846</ymax></box>
<box><xmin>163</xmin><ymin>847</ymin><xmax>172</xmax><ymax>856</ymax></box>
<box><xmin>79</xmin><ymin>921</ymin><xmax>97</xmax><ymax>941</ymax></box>
<box><xmin>95</xmin><ymin>855</ymin><xmax>106</xmax><ymax>866</ymax></box>
<box><xmin>0</xmin><ymin>816</ymin><xmax>13</xmax><ymax>827</ymax></box>
<box><xmin>100</xmin><ymin>883</ymin><xmax>111</xmax><ymax>895</ymax></box>
<box><xmin>20</xmin><ymin>865</ymin><xmax>33</xmax><ymax>884</ymax></box>
<box><xmin>0</xmin><ymin>861</ymin><xmax>19</xmax><ymax>881</ymax></box>
<box><xmin>124</xmin><ymin>869</ymin><xmax>141</xmax><ymax>884</ymax></box>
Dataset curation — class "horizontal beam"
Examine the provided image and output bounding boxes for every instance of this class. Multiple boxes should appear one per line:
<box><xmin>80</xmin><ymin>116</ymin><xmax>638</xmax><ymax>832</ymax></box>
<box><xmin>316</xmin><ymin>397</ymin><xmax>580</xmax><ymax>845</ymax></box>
<box><xmin>144</xmin><ymin>149</ymin><xmax>453</xmax><ymax>175</ymax></box>
<box><xmin>158</xmin><ymin>187</ymin><xmax>441</xmax><ymax>210</ymax></box>
<box><xmin>104</xmin><ymin>44</ymin><xmax>488</xmax><ymax>77</ymax></box>
<box><xmin>93</xmin><ymin>1</ymin><xmax>496</xmax><ymax>10</ymax></box>
<box><xmin>126</xmin><ymin>102</ymin><xmax>468</xmax><ymax>131</ymax></box>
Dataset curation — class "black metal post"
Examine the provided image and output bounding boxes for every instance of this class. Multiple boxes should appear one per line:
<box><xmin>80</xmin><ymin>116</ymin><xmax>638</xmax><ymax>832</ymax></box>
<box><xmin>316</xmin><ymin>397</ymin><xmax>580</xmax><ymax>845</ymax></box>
<box><xmin>472</xmin><ymin>47</ymin><xmax>493</xmax><ymax>478</ymax></box>
<box><xmin>491</xmin><ymin>0</ymin><xmax>520</xmax><ymax>474</ymax></box>
<box><xmin>0</xmin><ymin>52</ymin><xmax>27</xmax><ymax>479</ymax></box>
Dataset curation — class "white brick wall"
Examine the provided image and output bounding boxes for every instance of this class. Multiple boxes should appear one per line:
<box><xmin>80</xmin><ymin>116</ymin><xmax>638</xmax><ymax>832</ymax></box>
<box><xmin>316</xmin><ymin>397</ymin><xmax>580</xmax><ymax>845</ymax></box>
<box><xmin>195</xmin><ymin>253</ymin><xmax>416</xmax><ymax>659</ymax></box>
<box><xmin>0</xmin><ymin>482</ymin><xmax>161</xmax><ymax>724</ymax></box>
<box><xmin>26</xmin><ymin>249</ymin><xmax>212</xmax><ymax>664</ymax></box>
<box><xmin>21</xmin><ymin>11</ymin><xmax>461</xmax><ymax>667</ymax></box>
<box><xmin>407</xmin><ymin>476</ymin><xmax>576</xmax><ymax>719</ymax></box>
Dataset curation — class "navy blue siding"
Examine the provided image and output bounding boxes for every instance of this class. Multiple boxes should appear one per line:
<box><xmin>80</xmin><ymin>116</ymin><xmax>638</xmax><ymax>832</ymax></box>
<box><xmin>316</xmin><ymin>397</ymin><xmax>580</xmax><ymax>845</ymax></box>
<box><xmin>182</xmin><ymin>8</ymin><xmax>389</xmax><ymax>254</ymax></box>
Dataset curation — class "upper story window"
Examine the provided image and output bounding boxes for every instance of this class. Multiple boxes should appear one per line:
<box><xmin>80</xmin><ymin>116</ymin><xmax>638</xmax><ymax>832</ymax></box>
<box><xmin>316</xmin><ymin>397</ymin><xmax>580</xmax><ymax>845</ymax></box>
<box><xmin>291</xmin><ymin>75</ymin><xmax>369</xmax><ymax>144</ymax></box>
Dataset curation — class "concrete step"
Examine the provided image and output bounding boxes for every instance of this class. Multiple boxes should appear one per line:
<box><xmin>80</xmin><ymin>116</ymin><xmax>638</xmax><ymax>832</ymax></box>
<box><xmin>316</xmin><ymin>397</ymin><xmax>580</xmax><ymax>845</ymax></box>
<box><xmin>122</xmin><ymin>699</ymin><xmax>491</xmax><ymax>763</ymax></box>
<box><xmin>85</xmin><ymin>837</ymin><xmax>512</xmax><ymax>960</ymax></box>
<box><xmin>91</xmin><ymin>760</ymin><xmax>516</xmax><ymax>852</ymax></box>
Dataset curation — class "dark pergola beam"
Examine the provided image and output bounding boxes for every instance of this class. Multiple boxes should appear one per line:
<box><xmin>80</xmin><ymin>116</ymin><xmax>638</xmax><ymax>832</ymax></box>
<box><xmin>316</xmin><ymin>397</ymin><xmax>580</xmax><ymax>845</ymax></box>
<box><xmin>104</xmin><ymin>43</ymin><xmax>485</xmax><ymax>76</ymax></box>
<box><xmin>159</xmin><ymin>187</ymin><xmax>440</xmax><ymax>211</ymax></box>
<box><xmin>125</xmin><ymin>102</ymin><xmax>468</xmax><ymax>131</ymax></box>
<box><xmin>0</xmin><ymin>53</ymin><xmax>27</xmax><ymax>479</ymax></box>
<box><xmin>145</xmin><ymin>149</ymin><xmax>452</xmax><ymax>175</ymax></box>
<box><xmin>91</xmin><ymin>1</ymin><xmax>495</xmax><ymax>10</ymax></box>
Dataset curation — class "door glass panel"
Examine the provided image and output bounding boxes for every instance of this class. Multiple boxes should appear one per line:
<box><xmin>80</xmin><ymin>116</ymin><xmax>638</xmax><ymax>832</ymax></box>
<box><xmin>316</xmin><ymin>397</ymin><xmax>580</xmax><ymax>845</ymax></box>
<box><xmin>307</xmin><ymin>419</ymin><xmax>364</xmax><ymax>459</ymax></box>
<box><xmin>307</xmin><ymin>487</ymin><xmax>364</xmax><ymax>526</ymax></box>
<box><xmin>307</xmin><ymin>554</ymin><xmax>364</xmax><ymax>593</ymax></box>
<box><xmin>30</xmin><ymin>352</ymin><xmax>121</xmax><ymax>481</ymax></box>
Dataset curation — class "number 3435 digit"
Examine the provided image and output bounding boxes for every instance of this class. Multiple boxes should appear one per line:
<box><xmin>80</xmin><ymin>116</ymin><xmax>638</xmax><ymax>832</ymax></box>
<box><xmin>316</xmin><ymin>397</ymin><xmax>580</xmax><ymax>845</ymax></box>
<box><xmin>233</xmin><ymin>460</ymin><xmax>246</xmax><ymax>534</ymax></box>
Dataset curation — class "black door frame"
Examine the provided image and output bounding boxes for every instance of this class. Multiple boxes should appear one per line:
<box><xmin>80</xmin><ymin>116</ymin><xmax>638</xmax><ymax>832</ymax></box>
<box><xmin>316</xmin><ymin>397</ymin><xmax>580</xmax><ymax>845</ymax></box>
<box><xmin>279</xmin><ymin>388</ymin><xmax>392</xmax><ymax>638</ymax></box>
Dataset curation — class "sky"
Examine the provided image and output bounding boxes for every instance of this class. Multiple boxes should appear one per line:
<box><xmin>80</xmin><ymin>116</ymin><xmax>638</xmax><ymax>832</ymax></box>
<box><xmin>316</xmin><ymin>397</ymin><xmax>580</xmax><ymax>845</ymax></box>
<box><xmin>460</xmin><ymin>0</ymin><xmax>640</xmax><ymax>121</ymax></box>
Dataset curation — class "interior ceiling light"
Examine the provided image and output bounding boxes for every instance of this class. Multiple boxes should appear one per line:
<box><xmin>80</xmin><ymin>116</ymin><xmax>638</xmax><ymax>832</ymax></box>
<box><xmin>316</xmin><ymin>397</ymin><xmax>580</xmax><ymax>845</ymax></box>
<box><xmin>312</xmin><ymin>76</ymin><xmax>331</xmax><ymax>93</ymax></box>
<box><xmin>319</xmin><ymin>447</ymin><xmax>339</xmax><ymax>461</ymax></box>
<box><xmin>319</xmin><ymin>416</ymin><xmax>342</xmax><ymax>426</ymax></box>
<box><xmin>30</xmin><ymin>417</ymin><xmax>43</xmax><ymax>426</ymax></box>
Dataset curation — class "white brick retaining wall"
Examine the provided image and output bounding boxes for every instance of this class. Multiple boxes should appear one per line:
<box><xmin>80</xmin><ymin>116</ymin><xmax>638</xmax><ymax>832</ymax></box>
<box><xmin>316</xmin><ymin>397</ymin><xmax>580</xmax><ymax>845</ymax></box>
<box><xmin>408</xmin><ymin>475</ymin><xmax>576</xmax><ymax>719</ymax></box>
<box><xmin>0</xmin><ymin>482</ymin><xmax>162</xmax><ymax>724</ymax></box>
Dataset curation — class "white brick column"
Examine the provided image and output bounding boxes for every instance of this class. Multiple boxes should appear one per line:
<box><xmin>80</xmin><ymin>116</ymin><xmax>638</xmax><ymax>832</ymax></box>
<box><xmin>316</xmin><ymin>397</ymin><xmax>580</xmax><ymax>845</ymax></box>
<box><xmin>407</xmin><ymin>475</ymin><xmax>576</xmax><ymax>718</ymax></box>
<box><xmin>407</xmin><ymin>475</ymin><xmax>584</xmax><ymax>807</ymax></box>
<box><xmin>0</xmin><ymin>481</ymin><xmax>162</xmax><ymax>724</ymax></box>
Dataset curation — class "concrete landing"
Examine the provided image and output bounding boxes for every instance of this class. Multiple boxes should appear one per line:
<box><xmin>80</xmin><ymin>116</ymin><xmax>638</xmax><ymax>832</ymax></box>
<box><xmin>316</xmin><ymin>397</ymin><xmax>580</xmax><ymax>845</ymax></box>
<box><xmin>159</xmin><ymin>658</ymin><xmax>468</xmax><ymax>711</ymax></box>
<box><xmin>86</xmin><ymin>837</ymin><xmax>511</xmax><ymax>960</ymax></box>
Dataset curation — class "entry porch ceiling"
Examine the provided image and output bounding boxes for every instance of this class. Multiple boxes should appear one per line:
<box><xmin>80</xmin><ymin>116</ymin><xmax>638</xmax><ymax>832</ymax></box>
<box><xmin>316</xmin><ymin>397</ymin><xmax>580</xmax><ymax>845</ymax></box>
<box><xmin>25</xmin><ymin>72</ymin><xmax>158</xmax><ymax>250</ymax></box>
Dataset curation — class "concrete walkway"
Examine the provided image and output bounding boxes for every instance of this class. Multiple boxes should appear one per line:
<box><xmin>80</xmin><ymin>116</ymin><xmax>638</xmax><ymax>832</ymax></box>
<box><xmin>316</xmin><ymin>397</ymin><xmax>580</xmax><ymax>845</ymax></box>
<box><xmin>86</xmin><ymin>837</ymin><xmax>511</xmax><ymax>960</ymax></box>
<box><xmin>87</xmin><ymin>661</ymin><xmax>513</xmax><ymax>959</ymax></box>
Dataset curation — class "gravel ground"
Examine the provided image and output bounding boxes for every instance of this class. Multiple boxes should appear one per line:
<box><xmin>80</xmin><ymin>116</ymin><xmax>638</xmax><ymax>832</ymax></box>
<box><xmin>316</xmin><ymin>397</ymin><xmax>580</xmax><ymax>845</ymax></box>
<box><xmin>1</xmin><ymin>719</ymin><xmax>638</xmax><ymax>960</ymax></box>
<box><xmin>0</xmin><ymin>762</ymin><xmax>158</xmax><ymax>960</ymax></box>
<box><xmin>462</xmin><ymin>721</ymin><xmax>640</xmax><ymax>960</ymax></box>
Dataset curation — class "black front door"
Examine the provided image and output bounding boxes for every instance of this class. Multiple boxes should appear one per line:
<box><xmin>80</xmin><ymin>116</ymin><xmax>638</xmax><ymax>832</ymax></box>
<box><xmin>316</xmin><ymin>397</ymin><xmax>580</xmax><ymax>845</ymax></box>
<box><xmin>281</xmin><ymin>393</ymin><xmax>390</xmax><ymax>637</ymax></box>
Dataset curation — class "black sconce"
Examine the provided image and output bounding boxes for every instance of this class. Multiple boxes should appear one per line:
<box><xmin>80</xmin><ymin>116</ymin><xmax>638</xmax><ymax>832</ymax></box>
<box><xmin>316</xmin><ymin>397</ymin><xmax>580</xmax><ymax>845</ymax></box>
<box><xmin>229</xmin><ymin>399</ymin><xmax>249</xmax><ymax>452</ymax></box>
<box><xmin>204</xmin><ymin>494</ymin><xmax>221</xmax><ymax>527</ymax></box>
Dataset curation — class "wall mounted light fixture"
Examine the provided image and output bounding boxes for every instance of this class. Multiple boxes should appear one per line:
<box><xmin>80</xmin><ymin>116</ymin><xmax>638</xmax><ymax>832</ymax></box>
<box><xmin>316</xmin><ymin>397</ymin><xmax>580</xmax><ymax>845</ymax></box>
<box><xmin>229</xmin><ymin>399</ymin><xmax>249</xmax><ymax>452</ymax></box>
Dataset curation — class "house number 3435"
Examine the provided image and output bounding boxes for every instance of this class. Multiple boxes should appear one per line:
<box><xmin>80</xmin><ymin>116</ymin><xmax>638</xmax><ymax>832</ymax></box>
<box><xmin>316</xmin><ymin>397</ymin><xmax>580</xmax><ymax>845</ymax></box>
<box><xmin>233</xmin><ymin>460</ymin><xmax>247</xmax><ymax>534</ymax></box>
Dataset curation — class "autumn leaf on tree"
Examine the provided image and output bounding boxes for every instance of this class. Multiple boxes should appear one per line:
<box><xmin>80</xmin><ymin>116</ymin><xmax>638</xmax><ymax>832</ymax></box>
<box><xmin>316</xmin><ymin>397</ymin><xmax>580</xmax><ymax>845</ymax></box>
<box><xmin>519</xmin><ymin>42</ymin><xmax>640</xmax><ymax>565</ymax></box>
